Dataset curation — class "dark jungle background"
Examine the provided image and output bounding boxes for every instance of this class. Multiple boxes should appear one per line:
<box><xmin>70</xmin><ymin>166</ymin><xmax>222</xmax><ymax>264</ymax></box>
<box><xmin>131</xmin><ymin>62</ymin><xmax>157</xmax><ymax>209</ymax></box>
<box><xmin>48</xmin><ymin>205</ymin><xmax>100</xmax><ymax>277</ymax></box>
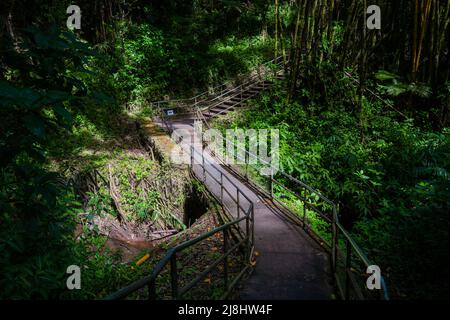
<box><xmin>0</xmin><ymin>0</ymin><xmax>449</xmax><ymax>299</ymax></box>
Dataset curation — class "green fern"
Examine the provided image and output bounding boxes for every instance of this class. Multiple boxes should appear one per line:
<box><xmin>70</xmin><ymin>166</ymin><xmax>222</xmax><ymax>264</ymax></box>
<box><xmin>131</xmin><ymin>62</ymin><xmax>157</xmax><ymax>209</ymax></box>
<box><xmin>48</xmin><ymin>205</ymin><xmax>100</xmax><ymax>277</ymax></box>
<box><xmin>376</xmin><ymin>70</ymin><xmax>431</xmax><ymax>98</ymax></box>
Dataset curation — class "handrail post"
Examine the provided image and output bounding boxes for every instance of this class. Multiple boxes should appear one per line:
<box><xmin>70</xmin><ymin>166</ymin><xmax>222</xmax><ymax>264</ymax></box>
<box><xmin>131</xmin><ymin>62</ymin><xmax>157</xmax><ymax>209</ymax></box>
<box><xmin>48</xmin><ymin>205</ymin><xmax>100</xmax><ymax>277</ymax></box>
<box><xmin>303</xmin><ymin>187</ymin><xmax>307</xmax><ymax>227</ymax></box>
<box><xmin>246</xmin><ymin>214</ymin><xmax>251</xmax><ymax>263</ymax></box>
<box><xmin>237</xmin><ymin>190</ymin><xmax>240</xmax><ymax>218</ymax></box>
<box><xmin>170</xmin><ymin>253</ymin><xmax>178</xmax><ymax>299</ymax></box>
<box><xmin>345</xmin><ymin>238</ymin><xmax>352</xmax><ymax>300</ymax></box>
<box><xmin>331</xmin><ymin>206</ymin><xmax>338</xmax><ymax>277</ymax></box>
<box><xmin>269</xmin><ymin>169</ymin><xmax>274</xmax><ymax>199</ymax></box>
<box><xmin>220</xmin><ymin>172</ymin><xmax>224</xmax><ymax>202</ymax></box>
<box><xmin>223</xmin><ymin>228</ymin><xmax>229</xmax><ymax>291</ymax></box>
<box><xmin>251</xmin><ymin>203</ymin><xmax>255</xmax><ymax>248</ymax></box>
<box><xmin>202</xmin><ymin>149</ymin><xmax>206</xmax><ymax>182</ymax></box>
<box><xmin>245</xmin><ymin>152</ymin><xmax>249</xmax><ymax>181</ymax></box>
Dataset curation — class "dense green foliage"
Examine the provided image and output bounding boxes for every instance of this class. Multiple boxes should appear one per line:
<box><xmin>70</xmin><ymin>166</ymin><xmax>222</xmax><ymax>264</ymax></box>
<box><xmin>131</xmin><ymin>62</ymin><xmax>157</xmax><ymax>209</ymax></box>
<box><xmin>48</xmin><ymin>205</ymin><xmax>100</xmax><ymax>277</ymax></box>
<box><xmin>0</xmin><ymin>0</ymin><xmax>277</xmax><ymax>299</ymax></box>
<box><xmin>0</xmin><ymin>26</ymin><xmax>97</xmax><ymax>298</ymax></box>
<box><xmin>222</xmin><ymin>78</ymin><xmax>449</xmax><ymax>297</ymax></box>
<box><xmin>1</xmin><ymin>0</ymin><xmax>449</xmax><ymax>300</ymax></box>
<box><xmin>104</xmin><ymin>23</ymin><xmax>273</xmax><ymax>109</ymax></box>
<box><xmin>267</xmin><ymin>0</ymin><xmax>449</xmax><ymax>298</ymax></box>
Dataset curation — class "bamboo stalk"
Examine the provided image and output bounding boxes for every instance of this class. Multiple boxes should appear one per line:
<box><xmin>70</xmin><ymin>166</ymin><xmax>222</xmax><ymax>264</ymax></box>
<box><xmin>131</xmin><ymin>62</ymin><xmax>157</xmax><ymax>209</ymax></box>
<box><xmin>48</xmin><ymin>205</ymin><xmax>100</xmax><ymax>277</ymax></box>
<box><xmin>275</xmin><ymin>0</ymin><xmax>279</xmax><ymax>58</ymax></box>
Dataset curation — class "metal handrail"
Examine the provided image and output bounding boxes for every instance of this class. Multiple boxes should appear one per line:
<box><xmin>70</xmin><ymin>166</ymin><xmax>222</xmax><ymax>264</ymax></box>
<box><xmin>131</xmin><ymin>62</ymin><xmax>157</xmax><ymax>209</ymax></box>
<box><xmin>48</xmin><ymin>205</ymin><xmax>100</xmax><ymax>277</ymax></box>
<box><xmin>190</xmin><ymin>55</ymin><xmax>282</xmax><ymax>105</ymax></box>
<box><xmin>153</xmin><ymin>56</ymin><xmax>284</xmax><ymax>135</ymax></box>
<box><xmin>199</xmin><ymin>58</ymin><xmax>284</xmax><ymax>112</ymax></box>
<box><xmin>105</xmin><ymin>215</ymin><xmax>249</xmax><ymax>300</ymax></box>
<box><xmin>111</xmin><ymin>54</ymin><xmax>389</xmax><ymax>300</ymax></box>
<box><xmin>195</xmin><ymin>104</ymin><xmax>389</xmax><ymax>300</ymax></box>
<box><xmin>196</xmin><ymin>108</ymin><xmax>334</xmax><ymax>205</ymax></box>
<box><xmin>105</xmin><ymin>134</ymin><xmax>255</xmax><ymax>300</ymax></box>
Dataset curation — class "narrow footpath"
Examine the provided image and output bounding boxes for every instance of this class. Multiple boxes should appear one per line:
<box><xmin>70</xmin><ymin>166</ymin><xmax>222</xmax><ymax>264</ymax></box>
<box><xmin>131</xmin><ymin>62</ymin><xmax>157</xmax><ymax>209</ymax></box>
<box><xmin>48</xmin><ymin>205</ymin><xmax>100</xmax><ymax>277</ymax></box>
<box><xmin>160</xmin><ymin>119</ymin><xmax>334</xmax><ymax>300</ymax></box>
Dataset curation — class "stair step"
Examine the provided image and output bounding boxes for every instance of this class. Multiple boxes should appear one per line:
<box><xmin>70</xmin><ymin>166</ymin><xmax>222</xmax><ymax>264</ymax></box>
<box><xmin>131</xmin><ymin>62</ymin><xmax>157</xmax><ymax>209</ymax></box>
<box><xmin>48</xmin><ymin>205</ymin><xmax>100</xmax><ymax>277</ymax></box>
<box><xmin>203</xmin><ymin>112</ymin><xmax>220</xmax><ymax>119</ymax></box>
<box><xmin>243</xmin><ymin>92</ymin><xmax>260</xmax><ymax>98</ymax></box>
<box><xmin>245</xmin><ymin>89</ymin><xmax>261</xmax><ymax>94</ymax></box>
<box><xmin>194</xmin><ymin>75</ymin><xmax>283</xmax><ymax>121</ymax></box>
<box><xmin>246</xmin><ymin>86</ymin><xmax>261</xmax><ymax>91</ymax></box>
<box><xmin>219</xmin><ymin>105</ymin><xmax>235</xmax><ymax>111</ymax></box>
<box><xmin>211</xmin><ymin>103</ymin><xmax>231</xmax><ymax>110</ymax></box>
<box><xmin>221</xmin><ymin>100</ymin><xmax>236</xmax><ymax>106</ymax></box>
<box><xmin>204</xmin><ymin>107</ymin><xmax>235</xmax><ymax>117</ymax></box>
<box><xmin>209</xmin><ymin>106</ymin><xmax>234</xmax><ymax>114</ymax></box>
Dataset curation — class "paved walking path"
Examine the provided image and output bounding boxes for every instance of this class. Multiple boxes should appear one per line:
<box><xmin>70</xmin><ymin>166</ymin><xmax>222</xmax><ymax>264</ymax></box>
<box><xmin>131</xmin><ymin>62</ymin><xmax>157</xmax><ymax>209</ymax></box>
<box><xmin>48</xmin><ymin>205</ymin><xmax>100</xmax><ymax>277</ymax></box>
<box><xmin>162</xmin><ymin>120</ymin><xmax>334</xmax><ymax>300</ymax></box>
<box><xmin>148</xmin><ymin>62</ymin><xmax>334</xmax><ymax>299</ymax></box>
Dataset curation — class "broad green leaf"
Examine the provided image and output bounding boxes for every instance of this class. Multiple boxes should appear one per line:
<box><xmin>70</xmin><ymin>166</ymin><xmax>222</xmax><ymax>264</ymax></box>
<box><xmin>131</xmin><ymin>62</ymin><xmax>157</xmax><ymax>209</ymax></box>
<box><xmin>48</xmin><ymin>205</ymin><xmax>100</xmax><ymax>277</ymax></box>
<box><xmin>52</xmin><ymin>104</ymin><xmax>73</xmax><ymax>123</ymax></box>
<box><xmin>24</xmin><ymin>113</ymin><xmax>46</xmax><ymax>138</ymax></box>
